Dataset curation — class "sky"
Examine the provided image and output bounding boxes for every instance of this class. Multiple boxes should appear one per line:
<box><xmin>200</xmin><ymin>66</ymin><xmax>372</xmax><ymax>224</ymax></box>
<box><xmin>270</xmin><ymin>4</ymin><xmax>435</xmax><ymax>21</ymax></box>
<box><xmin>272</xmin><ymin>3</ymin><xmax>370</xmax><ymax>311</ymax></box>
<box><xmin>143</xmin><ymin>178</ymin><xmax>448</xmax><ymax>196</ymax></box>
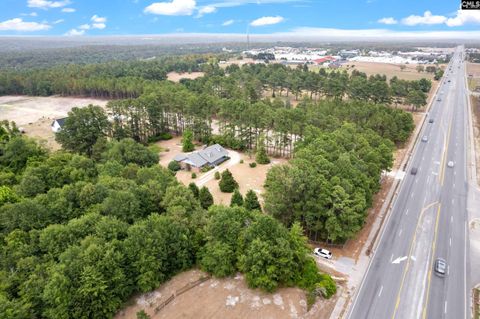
<box><xmin>0</xmin><ymin>0</ymin><xmax>479</xmax><ymax>39</ymax></box>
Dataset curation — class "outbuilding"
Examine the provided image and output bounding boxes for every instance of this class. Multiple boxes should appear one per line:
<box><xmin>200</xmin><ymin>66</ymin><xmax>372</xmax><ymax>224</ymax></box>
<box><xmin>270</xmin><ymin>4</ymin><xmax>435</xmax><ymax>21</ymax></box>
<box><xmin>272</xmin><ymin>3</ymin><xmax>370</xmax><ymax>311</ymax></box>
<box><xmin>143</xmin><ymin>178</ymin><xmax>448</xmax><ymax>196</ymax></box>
<box><xmin>51</xmin><ymin>117</ymin><xmax>67</xmax><ymax>133</ymax></box>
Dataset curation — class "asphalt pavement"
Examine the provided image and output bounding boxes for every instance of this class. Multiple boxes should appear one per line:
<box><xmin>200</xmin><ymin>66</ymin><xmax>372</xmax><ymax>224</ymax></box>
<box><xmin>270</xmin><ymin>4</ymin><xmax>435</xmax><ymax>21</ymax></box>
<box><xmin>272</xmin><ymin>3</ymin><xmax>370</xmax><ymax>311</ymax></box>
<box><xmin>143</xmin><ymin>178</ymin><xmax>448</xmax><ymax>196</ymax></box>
<box><xmin>348</xmin><ymin>46</ymin><xmax>471</xmax><ymax>319</ymax></box>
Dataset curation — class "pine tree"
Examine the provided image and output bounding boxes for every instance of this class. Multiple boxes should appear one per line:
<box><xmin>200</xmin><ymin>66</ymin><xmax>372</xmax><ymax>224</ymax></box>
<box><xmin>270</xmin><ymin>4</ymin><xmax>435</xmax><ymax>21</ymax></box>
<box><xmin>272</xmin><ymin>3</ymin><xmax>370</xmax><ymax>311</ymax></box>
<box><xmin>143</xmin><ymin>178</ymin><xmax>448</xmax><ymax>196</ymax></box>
<box><xmin>188</xmin><ymin>182</ymin><xmax>199</xmax><ymax>198</ymax></box>
<box><xmin>199</xmin><ymin>186</ymin><xmax>214</xmax><ymax>209</ymax></box>
<box><xmin>182</xmin><ymin>129</ymin><xmax>194</xmax><ymax>152</ymax></box>
<box><xmin>230</xmin><ymin>189</ymin><xmax>244</xmax><ymax>207</ymax></box>
<box><xmin>219</xmin><ymin>169</ymin><xmax>238</xmax><ymax>193</ymax></box>
<box><xmin>244</xmin><ymin>189</ymin><xmax>261</xmax><ymax>211</ymax></box>
<box><xmin>255</xmin><ymin>135</ymin><xmax>270</xmax><ymax>164</ymax></box>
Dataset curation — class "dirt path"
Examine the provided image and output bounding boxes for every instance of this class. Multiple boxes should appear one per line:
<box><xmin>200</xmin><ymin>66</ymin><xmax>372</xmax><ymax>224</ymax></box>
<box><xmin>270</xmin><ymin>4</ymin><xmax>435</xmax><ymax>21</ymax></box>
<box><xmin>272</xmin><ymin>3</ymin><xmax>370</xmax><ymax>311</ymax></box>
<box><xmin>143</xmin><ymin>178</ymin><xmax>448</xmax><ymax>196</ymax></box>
<box><xmin>116</xmin><ymin>269</ymin><xmax>336</xmax><ymax>319</ymax></box>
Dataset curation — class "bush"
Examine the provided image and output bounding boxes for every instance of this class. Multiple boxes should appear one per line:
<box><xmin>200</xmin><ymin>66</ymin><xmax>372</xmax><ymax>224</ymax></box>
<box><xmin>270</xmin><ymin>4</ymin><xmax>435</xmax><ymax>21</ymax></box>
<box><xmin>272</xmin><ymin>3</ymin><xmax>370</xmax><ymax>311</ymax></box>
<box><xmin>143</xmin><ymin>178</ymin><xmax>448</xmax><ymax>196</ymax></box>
<box><xmin>168</xmin><ymin>160</ymin><xmax>181</xmax><ymax>172</ymax></box>
<box><xmin>230</xmin><ymin>189</ymin><xmax>244</xmax><ymax>207</ymax></box>
<box><xmin>240</xmin><ymin>159</ymin><xmax>244</xmax><ymax>164</ymax></box>
<box><xmin>199</xmin><ymin>186</ymin><xmax>214</xmax><ymax>209</ymax></box>
<box><xmin>191</xmin><ymin>172</ymin><xmax>197</xmax><ymax>179</ymax></box>
<box><xmin>147</xmin><ymin>132</ymin><xmax>173</xmax><ymax>143</ymax></box>
<box><xmin>249</xmin><ymin>162</ymin><xmax>257</xmax><ymax>168</ymax></box>
<box><xmin>244</xmin><ymin>190</ymin><xmax>261</xmax><ymax>211</ymax></box>
<box><xmin>214</xmin><ymin>171</ymin><xmax>221</xmax><ymax>180</ymax></box>
<box><xmin>201</xmin><ymin>166</ymin><xmax>212</xmax><ymax>173</ymax></box>
<box><xmin>255</xmin><ymin>146</ymin><xmax>270</xmax><ymax>165</ymax></box>
<box><xmin>219</xmin><ymin>169</ymin><xmax>238</xmax><ymax>193</ymax></box>
<box><xmin>316</xmin><ymin>274</ymin><xmax>337</xmax><ymax>299</ymax></box>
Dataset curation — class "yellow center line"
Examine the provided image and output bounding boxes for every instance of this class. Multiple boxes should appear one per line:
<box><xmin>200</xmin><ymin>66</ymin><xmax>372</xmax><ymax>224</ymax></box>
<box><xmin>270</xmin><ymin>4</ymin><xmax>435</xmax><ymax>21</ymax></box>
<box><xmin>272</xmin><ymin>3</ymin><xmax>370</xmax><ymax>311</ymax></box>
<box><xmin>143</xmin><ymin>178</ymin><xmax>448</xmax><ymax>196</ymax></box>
<box><xmin>391</xmin><ymin>201</ymin><xmax>439</xmax><ymax>319</ymax></box>
<box><xmin>422</xmin><ymin>204</ymin><xmax>442</xmax><ymax>319</ymax></box>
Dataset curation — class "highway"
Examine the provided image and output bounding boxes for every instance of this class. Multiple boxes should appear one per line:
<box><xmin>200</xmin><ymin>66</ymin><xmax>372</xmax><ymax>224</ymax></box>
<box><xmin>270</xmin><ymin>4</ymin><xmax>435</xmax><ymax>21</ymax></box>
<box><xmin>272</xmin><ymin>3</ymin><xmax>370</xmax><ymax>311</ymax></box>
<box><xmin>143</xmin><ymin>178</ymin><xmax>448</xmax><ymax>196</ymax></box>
<box><xmin>348</xmin><ymin>46</ymin><xmax>471</xmax><ymax>319</ymax></box>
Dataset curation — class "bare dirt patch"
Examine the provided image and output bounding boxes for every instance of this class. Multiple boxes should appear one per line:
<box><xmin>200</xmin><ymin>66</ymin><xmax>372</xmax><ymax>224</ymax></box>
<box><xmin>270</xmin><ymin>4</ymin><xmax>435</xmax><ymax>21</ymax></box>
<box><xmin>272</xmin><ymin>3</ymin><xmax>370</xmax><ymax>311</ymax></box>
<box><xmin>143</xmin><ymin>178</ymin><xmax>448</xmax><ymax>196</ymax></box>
<box><xmin>468</xmin><ymin>62</ymin><xmax>480</xmax><ymax>77</ymax></box>
<box><xmin>471</xmin><ymin>95</ymin><xmax>480</xmax><ymax>186</ymax></box>
<box><xmin>115</xmin><ymin>269</ymin><xmax>335</xmax><ymax>319</ymax></box>
<box><xmin>166</xmin><ymin>72</ymin><xmax>204</xmax><ymax>82</ymax></box>
<box><xmin>340</xmin><ymin>61</ymin><xmax>435</xmax><ymax>81</ymax></box>
<box><xmin>0</xmin><ymin>95</ymin><xmax>108</xmax><ymax>126</ymax></box>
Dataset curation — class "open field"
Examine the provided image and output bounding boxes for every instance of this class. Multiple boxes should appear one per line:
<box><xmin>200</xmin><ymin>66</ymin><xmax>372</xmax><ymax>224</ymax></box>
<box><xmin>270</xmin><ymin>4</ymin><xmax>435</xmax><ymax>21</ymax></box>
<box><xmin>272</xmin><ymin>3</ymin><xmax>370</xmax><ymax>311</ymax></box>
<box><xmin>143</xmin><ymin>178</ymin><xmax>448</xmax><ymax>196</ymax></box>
<box><xmin>167</xmin><ymin>72</ymin><xmax>204</xmax><ymax>82</ymax></box>
<box><xmin>115</xmin><ymin>269</ymin><xmax>337</xmax><ymax>319</ymax></box>
<box><xmin>339</xmin><ymin>61</ymin><xmax>436</xmax><ymax>81</ymax></box>
<box><xmin>0</xmin><ymin>95</ymin><xmax>109</xmax><ymax>150</ymax></box>
<box><xmin>156</xmin><ymin>137</ymin><xmax>288</xmax><ymax>205</ymax></box>
<box><xmin>0</xmin><ymin>95</ymin><xmax>108</xmax><ymax>126</ymax></box>
<box><xmin>468</xmin><ymin>62</ymin><xmax>480</xmax><ymax>91</ymax></box>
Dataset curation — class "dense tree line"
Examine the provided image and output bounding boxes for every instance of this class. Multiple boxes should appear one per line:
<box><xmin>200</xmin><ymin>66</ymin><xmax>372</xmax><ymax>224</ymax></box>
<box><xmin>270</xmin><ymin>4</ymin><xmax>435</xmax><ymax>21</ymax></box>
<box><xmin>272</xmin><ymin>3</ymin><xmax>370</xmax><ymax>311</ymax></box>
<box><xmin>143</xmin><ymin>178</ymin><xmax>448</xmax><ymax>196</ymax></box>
<box><xmin>0</xmin><ymin>127</ymin><xmax>333</xmax><ymax>318</ymax></box>
<box><xmin>264</xmin><ymin>123</ymin><xmax>395</xmax><ymax>243</ymax></box>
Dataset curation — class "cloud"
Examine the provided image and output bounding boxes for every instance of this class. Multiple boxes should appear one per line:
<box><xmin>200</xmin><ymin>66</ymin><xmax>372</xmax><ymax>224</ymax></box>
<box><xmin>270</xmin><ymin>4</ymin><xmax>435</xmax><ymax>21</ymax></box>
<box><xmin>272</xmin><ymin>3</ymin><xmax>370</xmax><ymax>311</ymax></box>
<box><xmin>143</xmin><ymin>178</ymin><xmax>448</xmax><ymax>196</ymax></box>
<box><xmin>53</xmin><ymin>19</ymin><xmax>64</xmax><ymax>24</ymax></box>
<box><xmin>222</xmin><ymin>19</ymin><xmax>234</xmax><ymax>26</ymax></box>
<box><xmin>196</xmin><ymin>5</ymin><xmax>216</xmax><ymax>17</ymax></box>
<box><xmin>446</xmin><ymin>9</ymin><xmax>480</xmax><ymax>27</ymax></box>
<box><xmin>79</xmin><ymin>24</ymin><xmax>90</xmax><ymax>30</ymax></box>
<box><xmin>144</xmin><ymin>0</ymin><xmax>196</xmax><ymax>15</ymax></box>
<box><xmin>21</xmin><ymin>12</ymin><xmax>38</xmax><ymax>17</ymax></box>
<box><xmin>90</xmin><ymin>15</ymin><xmax>107</xmax><ymax>29</ymax></box>
<box><xmin>61</xmin><ymin>7</ymin><xmax>75</xmax><ymax>12</ymax></box>
<box><xmin>378</xmin><ymin>17</ymin><xmax>397</xmax><ymax>25</ymax></box>
<box><xmin>401</xmin><ymin>11</ymin><xmax>447</xmax><ymax>26</ymax></box>
<box><xmin>27</xmin><ymin>0</ymin><xmax>70</xmax><ymax>9</ymax></box>
<box><xmin>0</xmin><ymin>18</ymin><xmax>51</xmax><ymax>31</ymax></box>
<box><xmin>64</xmin><ymin>28</ymin><xmax>85</xmax><ymax>36</ymax></box>
<box><xmin>250</xmin><ymin>15</ymin><xmax>284</xmax><ymax>27</ymax></box>
<box><xmin>209</xmin><ymin>0</ymin><xmax>301</xmax><ymax>8</ymax></box>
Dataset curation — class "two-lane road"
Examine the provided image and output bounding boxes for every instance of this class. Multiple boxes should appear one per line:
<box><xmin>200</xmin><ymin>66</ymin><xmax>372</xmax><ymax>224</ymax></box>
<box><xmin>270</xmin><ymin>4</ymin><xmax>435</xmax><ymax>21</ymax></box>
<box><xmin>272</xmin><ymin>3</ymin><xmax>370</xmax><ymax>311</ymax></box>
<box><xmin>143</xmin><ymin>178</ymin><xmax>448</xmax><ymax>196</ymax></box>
<box><xmin>348</xmin><ymin>46</ymin><xmax>470</xmax><ymax>319</ymax></box>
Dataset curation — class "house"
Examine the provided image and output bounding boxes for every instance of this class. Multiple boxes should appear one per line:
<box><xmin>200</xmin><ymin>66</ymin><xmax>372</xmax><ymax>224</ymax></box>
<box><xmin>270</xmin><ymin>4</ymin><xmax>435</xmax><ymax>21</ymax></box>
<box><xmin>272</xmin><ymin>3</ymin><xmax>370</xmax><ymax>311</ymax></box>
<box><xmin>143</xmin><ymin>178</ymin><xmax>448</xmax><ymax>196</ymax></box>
<box><xmin>174</xmin><ymin>144</ymin><xmax>229</xmax><ymax>172</ymax></box>
<box><xmin>51</xmin><ymin>117</ymin><xmax>67</xmax><ymax>133</ymax></box>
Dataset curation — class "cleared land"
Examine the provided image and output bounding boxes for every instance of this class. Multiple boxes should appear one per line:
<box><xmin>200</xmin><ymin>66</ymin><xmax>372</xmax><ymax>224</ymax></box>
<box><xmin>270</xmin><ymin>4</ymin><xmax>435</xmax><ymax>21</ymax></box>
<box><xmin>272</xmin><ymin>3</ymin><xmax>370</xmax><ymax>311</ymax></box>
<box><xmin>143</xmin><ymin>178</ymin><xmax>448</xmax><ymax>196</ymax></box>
<box><xmin>0</xmin><ymin>95</ymin><xmax>109</xmax><ymax>150</ymax></box>
<box><xmin>467</xmin><ymin>62</ymin><xmax>480</xmax><ymax>91</ymax></box>
<box><xmin>166</xmin><ymin>72</ymin><xmax>204</xmax><ymax>82</ymax></box>
<box><xmin>339</xmin><ymin>61</ymin><xmax>436</xmax><ymax>81</ymax></box>
<box><xmin>115</xmin><ymin>269</ymin><xmax>337</xmax><ymax>319</ymax></box>
<box><xmin>156</xmin><ymin>137</ymin><xmax>287</xmax><ymax>205</ymax></box>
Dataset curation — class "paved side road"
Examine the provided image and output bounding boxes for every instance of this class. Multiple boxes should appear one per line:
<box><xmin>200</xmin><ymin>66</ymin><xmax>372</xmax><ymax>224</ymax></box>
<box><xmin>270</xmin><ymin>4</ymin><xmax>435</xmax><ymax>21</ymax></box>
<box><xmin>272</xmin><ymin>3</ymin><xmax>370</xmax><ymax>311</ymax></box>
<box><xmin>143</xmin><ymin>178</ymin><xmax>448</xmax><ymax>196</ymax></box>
<box><xmin>347</xmin><ymin>46</ymin><xmax>471</xmax><ymax>319</ymax></box>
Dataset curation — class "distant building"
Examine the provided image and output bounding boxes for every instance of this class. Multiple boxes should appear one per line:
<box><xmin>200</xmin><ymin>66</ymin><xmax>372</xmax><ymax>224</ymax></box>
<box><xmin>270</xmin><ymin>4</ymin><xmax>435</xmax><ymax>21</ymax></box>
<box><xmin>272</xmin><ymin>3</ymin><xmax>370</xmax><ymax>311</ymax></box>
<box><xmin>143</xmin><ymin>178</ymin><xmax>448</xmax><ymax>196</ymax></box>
<box><xmin>313</xmin><ymin>56</ymin><xmax>337</xmax><ymax>65</ymax></box>
<box><xmin>51</xmin><ymin>117</ymin><xmax>67</xmax><ymax>133</ymax></box>
<box><xmin>174</xmin><ymin>144</ymin><xmax>229</xmax><ymax>172</ymax></box>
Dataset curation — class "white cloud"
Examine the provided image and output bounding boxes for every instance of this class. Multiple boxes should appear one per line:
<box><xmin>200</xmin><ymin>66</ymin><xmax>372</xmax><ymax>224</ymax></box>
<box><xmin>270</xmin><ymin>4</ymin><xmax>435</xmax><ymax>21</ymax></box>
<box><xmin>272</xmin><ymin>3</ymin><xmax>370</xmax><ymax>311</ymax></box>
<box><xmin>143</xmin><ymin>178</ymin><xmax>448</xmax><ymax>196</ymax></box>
<box><xmin>250</xmin><ymin>15</ymin><xmax>284</xmax><ymax>27</ymax></box>
<box><xmin>21</xmin><ymin>12</ymin><xmax>38</xmax><ymax>17</ymax></box>
<box><xmin>61</xmin><ymin>7</ymin><xmax>75</xmax><ymax>12</ymax></box>
<box><xmin>222</xmin><ymin>19</ymin><xmax>234</xmax><ymax>26</ymax></box>
<box><xmin>92</xmin><ymin>23</ymin><xmax>106</xmax><ymax>29</ymax></box>
<box><xmin>196</xmin><ymin>5</ymin><xmax>216</xmax><ymax>17</ymax></box>
<box><xmin>446</xmin><ymin>9</ymin><xmax>480</xmax><ymax>27</ymax></box>
<box><xmin>27</xmin><ymin>0</ymin><xmax>70</xmax><ymax>9</ymax></box>
<box><xmin>209</xmin><ymin>0</ymin><xmax>301</xmax><ymax>8</ymax></box>
<box><xmin>53</xmin><ymin>19</ymin><xmax>64</xmax><ymax>24</ymax></box>
<box><xmin>64</xmin><ymin>28</ymin><xmax>85</xmax><ymax>36</ymax></box>
<box><xmin>378</xmin><ymin>17</ymin><xmax>397</xmax><ymax>25</ymax></box>
<box><xmin>144</xmin><ymin>0</ymin><xmax>196</xmax><ymax>16</ymax></box>
<box><xmin>401</xmin><ymin>11</ymin><xmax>447</xmax><ymax>26</ymax></box>
<box><xmin>0</xmin><ymin>18</ymin><xmax>50</xmax><ymax>31</ymax></box>
<box><xmin>79</xmin><ymin>24</ymin><xmax>90</xmax><ymax>30</ymax></box>
<box><xmin>91</xmin><ymin>15</ymin><xmax>107</xmax><ymax>23</ymax></box>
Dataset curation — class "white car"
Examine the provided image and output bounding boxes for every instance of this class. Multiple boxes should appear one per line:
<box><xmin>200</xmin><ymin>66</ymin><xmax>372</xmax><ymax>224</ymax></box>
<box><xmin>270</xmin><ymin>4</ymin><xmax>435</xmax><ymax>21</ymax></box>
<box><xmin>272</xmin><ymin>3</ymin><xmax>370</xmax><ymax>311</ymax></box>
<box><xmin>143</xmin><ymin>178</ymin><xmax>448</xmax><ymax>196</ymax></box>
<box><xmin>447</xmin><ymin>161</ymin><xmax>454</xmax><ymax>168</ymax></box>
<box><xmin>314</xmin><ymin>248</ymin><xmax>332</xmax><ymax>260</ymax></box>
<box><xmin>422</xmin><ymin>136</ymin><xmax>428</xmax><ymax>142</ymax></box>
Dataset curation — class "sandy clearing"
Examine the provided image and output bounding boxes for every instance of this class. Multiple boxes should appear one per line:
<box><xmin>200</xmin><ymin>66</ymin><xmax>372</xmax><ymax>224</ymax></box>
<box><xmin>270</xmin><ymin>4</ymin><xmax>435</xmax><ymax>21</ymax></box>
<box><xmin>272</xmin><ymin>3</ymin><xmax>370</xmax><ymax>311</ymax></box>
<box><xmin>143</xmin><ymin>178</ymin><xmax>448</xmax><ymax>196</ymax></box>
<box><xmin>468</xmin><ymin>62</ymin><xmax>480</xmax><ymax>77</ymax></box>
<box><xmin>115</xmin><ymin>269</ymin><xmax>336</xmax><ymax>319</ymax></box>
<box><xmin>156</xmin><ymin>137</ymin><xmax>288</xmax><ymax>205</ymax></box>
<box><xmin>339</xmin><ymin>61</ymin><xmax>436</xmax><ymax>81</ymax></box>
<box><xmin>167</xmin><ymin>72</ymin><xmax>204</xmax><ymax>82</ymax></box>
<box><xmin>0</xmin><ymin>95</ymin><xmax>109</xmax><ymax>126</ymax></box>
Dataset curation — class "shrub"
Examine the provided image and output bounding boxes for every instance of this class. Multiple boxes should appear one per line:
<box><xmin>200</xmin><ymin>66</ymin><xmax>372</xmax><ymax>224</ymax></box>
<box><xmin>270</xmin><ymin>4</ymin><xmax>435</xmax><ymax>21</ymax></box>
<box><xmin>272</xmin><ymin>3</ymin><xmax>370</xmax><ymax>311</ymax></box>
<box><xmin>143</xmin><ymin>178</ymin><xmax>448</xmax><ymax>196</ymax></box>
<box><xmin>182</xmin><ymin>130</ymin><xmax>195</xmax><ymax>152</ymax></box>
<box><xmin>240</xmin><ymin>159</ymin><xmax>244</xmax><ymax>164</ymax></box>
<box><xmin>249</xmin><ymin>162</ymin><xmax>257</xmax><ymax>168</ymax></box>
<box><xmin>214</xmin><ymin>171</ymin><xmax>221</xmax><ymax>180</ymax></box>
<box><xmin>199</xmin><ymin>186</ymin><xmax>214</xmax><ymax>209</ymax></box>
<box><xmin>191</xmin><ymin>172</ymin><xmax>197</xmax><ymax>179</ymax></box>
<box><xmin>255</xmin><ymin>146</ymin><xmax>270</xmax><ymax>164</ymax></box>
<box><xmin>244</xmin><ymin>190</ymin><xmax>261</xmax><ymax>211</ymax></box>
<box><xmin>168</xmin><ymin>160</ymin><xmax>181</xmax><ymax>172</ymax></box>
<box><xmin>219</xmin><ymin>169</ymin><xmax>238</xmax><ymax>193</ymax></box>
<box><xmin>230</xmin><ymin>189</ymin><xmax>244</xmax><ymax>207</ymax></box>
<box><xmin>188</xmin><ymin>182</ymin><xmax>199</xmax><ymax>198</ymax></box>
<box><xmin>201</xmin><ymin>166</ymin><xmax>212</xmax><ymax>173</ymax></box>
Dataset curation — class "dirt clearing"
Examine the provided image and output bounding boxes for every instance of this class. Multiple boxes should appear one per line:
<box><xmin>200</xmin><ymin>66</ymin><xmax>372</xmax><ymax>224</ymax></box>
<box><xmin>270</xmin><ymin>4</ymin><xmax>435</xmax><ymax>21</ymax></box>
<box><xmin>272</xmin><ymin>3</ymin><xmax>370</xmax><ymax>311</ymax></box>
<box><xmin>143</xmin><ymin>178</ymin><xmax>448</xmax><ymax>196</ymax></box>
<box><xmin>167</xmin><ymin>72</ymin><xmax>204</xmax><ymax>82</ymax></box>
<box><xmin>340</xmin><ymin>61</ymin><xmax>435</xmax><ymax>81</ymax></box>
<box><xmin>156</xmin><ymin>137</ymin><xmax>288</xmax><ymax>205</ymax></box>
<box><xmin>115</xmin><ymin>269</ymin><xmax>336</xmax><ymax>319</ymax></box>
<box><xmin>0</xmin><ymin>95</ymin><xmax>109</xmax><ymax>150</ymax></box>
<box><xmin>0</xmin><ymin>95</ymin><xmax>108</xmax><ymax>126</ymax></box>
